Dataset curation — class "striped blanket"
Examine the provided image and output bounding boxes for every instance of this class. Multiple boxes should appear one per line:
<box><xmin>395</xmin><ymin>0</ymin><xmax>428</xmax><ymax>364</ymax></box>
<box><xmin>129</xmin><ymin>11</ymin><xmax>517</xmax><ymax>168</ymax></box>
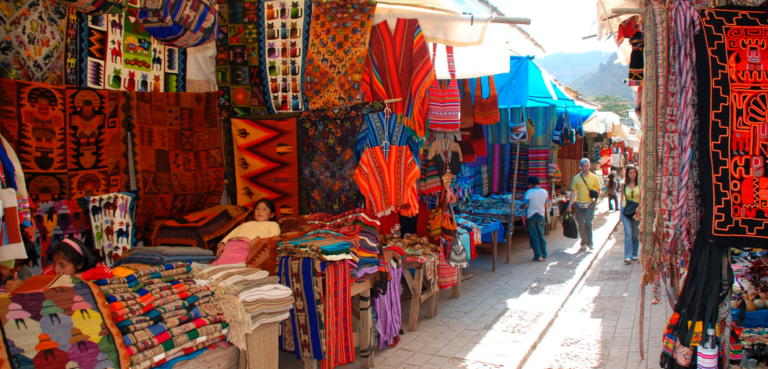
<box><xmin>528</xmin><ymin>146</ymin><xmax>551</xmax><ymax>192</ymax></box>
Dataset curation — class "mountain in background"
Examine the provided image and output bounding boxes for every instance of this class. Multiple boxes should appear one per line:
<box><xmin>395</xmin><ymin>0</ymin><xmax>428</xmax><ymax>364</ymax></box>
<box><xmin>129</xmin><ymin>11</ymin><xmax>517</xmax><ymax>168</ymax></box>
<box><xmin>569</xmin><ymin>53</ymin><xmax>634</xmax><ymax>102</ymax></box>
<box><xmin>535</xmin><ymin>51</ymin><xmax>613</xmax><ymax>84</ymax></box>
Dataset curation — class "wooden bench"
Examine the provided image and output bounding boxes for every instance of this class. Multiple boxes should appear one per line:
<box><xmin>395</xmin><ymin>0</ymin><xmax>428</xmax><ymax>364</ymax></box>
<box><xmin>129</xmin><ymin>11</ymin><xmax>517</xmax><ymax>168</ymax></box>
<box><xmin>402</xmin><ymin>259</ymin><xmax>439</xmax><ymax>332</ymax></box>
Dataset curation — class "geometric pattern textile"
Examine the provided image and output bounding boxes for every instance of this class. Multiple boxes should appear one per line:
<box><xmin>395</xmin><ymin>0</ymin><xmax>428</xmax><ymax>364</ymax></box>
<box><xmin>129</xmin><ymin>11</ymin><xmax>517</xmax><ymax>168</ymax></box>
<box><xmin>64</xmin><ymin>6</ymin><xmax>188</xmax><ymax>92</ymax></box>
<box><xmin>83</xmin><ymin>191</ymin><xmax>137</xmax><ymax>266</ymax></box>
<box><xmin>126</xmin><ymin>91</ymin><xmax>224</xmax><ymax>240</ymax></box>
<box><xmin>33</xmin><ymin>199</ymin><xmax>93</xmax><ymax>271</ymax></box>
<box><xmin>0</xmin><ymin>0</ymin><xmax>67</xmax><ymax>83</ymax></box>
<box><xmin>231</xmin><ymin>117</ymin><xmax>299</xmax><ymax>216</ymax></box>
<box><xmin>0</xmin><ymin>79</ymin><xmax>130</xmax><ymax>203</ymax></box>
<box><xmin>695</xmin><ymin>8</ymin><xmax>768</xmax><ymax>246</ymax></box>
<box><xmin>152</xmin><ymin>205</ymin><xmax>250</xmax><ymax>249</ymax></box>
<box><xmin>0</xmin><ymin>275</ymin><xmax>130</xmax><ymax>369</ymax></box>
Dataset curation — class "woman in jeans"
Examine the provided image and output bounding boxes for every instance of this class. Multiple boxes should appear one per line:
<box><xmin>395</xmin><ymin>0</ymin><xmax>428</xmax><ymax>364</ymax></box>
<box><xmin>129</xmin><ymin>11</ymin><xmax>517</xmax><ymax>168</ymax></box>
<box><xmin>605</xmin><ymin>172</ymin><xmax>619</xmax><ymax>211</ymax></box>
<box><xmin>621</xmin><ymin>166</ymin><xmax>640</xmax><ymax>264</ymax></box>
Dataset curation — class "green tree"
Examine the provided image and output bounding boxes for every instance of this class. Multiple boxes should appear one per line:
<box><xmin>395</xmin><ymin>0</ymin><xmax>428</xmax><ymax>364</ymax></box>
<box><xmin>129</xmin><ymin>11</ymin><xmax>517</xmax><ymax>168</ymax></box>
<box><xmin>590</xmin><ymin>94</ymin><xmax>631</xmax><ymax>118</ymax></box>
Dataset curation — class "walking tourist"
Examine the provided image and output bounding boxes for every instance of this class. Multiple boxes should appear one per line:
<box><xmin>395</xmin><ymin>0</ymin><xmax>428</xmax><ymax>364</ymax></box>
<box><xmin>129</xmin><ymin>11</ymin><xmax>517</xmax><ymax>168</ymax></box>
<box><xmin>567</xmin><ymin>158</ymin><xmax>602</xmax><ymax>251</ymax></box>
<box><xmin>605</xmin><ymin>172</ymin><xmax>619</xmax><ymax>211</ymax></box>
<box><xmin>524</xmin><ymin>176</ymin><xmax>550</xmax><ymax>262</ymax></box>
<box><xmin>621</xmin><ymin>166</ymin><xmax>640</xmax><ymax>264</ymax></box>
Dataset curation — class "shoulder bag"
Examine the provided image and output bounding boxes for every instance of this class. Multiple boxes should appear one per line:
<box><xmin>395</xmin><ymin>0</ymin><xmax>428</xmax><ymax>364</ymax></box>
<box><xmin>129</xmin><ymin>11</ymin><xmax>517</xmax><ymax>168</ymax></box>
<box><xmin>622</xmin><ymin>185</ymin><xmax>639</xmax><ymax>218</ymax></box>
<box><xmin>580</xmin><ymin>174</ymin><xmax>599</xmax><ymax>200</ymax></box>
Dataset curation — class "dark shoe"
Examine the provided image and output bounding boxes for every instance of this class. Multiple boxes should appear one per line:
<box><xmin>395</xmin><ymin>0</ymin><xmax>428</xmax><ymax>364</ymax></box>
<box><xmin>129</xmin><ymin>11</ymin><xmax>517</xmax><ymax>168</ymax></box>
<box><xmin>533</xmin><ymin>257</ymin><xmax>541</xmax><ymax>262</ymax></box>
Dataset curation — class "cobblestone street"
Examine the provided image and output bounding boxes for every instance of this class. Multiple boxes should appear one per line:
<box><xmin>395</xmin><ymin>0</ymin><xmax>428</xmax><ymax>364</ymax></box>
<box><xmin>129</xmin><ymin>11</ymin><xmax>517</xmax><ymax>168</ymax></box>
<box><xmin>279</xmin><ymin>200</ymin><xmax>666</xmax><ymax>369</ymax></box>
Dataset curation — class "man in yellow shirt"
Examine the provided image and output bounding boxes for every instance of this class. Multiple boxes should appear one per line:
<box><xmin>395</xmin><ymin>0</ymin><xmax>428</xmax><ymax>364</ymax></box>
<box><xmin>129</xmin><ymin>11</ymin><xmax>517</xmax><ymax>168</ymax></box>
<box><xmin>567</xmin><ymin>158</ymin><xmax>602</xmax><ymax>251</ymax></box>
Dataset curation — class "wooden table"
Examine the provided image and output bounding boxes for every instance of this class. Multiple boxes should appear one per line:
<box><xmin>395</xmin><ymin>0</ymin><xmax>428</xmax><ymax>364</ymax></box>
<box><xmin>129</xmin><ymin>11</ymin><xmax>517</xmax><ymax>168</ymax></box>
<box><xmin>302</xmin><ymin>279</ymin><xmax>375</xmax><ymax>369</ymax></box>
<box><xmin>459</xmin><ymin>213</ymin><xmax>516</xmax><ymax>265</ymax></box>
<box><xmin>402</xmin><ymin>259</ymin><xmax>439</xmax><ymax>332</ymax></box>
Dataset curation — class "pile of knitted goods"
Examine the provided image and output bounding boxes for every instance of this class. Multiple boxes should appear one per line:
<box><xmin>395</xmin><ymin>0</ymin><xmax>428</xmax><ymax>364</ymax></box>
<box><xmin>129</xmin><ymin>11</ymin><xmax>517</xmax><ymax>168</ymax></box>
<box><xmin>115</xmin><ymin>246</ymin><xmax>217</xmax><ymax>266</ymax></box>
<box><xmin>194</xmin><ymin>264</ymin><xmax>292</xmax><ymax>369</ymax></box>
<box><xmin>96</xmin><ymin>262</ymin><xmax>229</xmax><ymax>369</ymax></box>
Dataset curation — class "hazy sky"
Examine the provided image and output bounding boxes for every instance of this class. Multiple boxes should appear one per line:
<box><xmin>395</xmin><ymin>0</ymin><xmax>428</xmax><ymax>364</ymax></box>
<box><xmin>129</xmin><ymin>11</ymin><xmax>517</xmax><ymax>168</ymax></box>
<box><xmin>493</xmin><ymin>0</ymin><xmax>619</xmax><ymax>55</ymax></box>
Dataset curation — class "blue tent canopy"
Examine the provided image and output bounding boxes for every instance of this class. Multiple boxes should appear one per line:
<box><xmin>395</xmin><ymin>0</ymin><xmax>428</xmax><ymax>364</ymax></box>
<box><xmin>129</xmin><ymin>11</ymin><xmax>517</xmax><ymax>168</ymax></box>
<box><xmin>467</xmin><ymin>56</ymin><xmax>596</xmax><ymax>128</ymax></box>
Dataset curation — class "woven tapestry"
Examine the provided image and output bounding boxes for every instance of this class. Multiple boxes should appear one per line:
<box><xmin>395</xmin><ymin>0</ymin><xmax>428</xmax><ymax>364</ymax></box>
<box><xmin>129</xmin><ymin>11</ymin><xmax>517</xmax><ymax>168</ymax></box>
<box><xmin>33</xmin><ymin>199</ymin><xmax>93</xmax><ymax>271</ymax></box>
<box><xmin>231</xmin><ymin>117</ymin><xmax>299</xmax><ymax>216</ymax></box>
<box><xmin>0</xmin><ymin>80</ymin><xmax>130</xmax><ymax>203</ymax></box>
<box><xmin>64</xmin><ymin>5</ymin><xmax>188</xmax><ymax>92</ymax></box>
<box><xmin>256</xmin><ymin>0</ymin><xmax>312</xmax><ymax>114</ymax></box>
<box><xmin>298</xmin><ymin>102</ymin><xmax>382</xmax><ymax>214</ymax></box>
<box><xmin>508</xmin><ymin>144</ymin><xmax>529</xmax><ymax>200</ymax></box>
<box><xmin>488</xmin><ymin>144</ymin><xmax>510</xmax><ymax>194</ymax></box>
<box><xmin>0</xmin><ymin>0</ymin><xmax>66</xmax><ymax>83</ymax></box>
<box><xmin>214</xmin><ymin>0</ymin><xmax>268</xmax><ymax>117</ymax></box>
<box><xmin>528</xmin><ymin>146</ymin><xmax>551</xmax><ymax>192</ymax></box>
<box><xmin>83</xmin><ymin>191</ymin><xmax>136</xmax><ymax>266</ymax></box>
<box><xmin>304</xmin><ymin>0</ymin><xmax>375</xmax><ymax>110</ymax></box>
<box><xmin>126</xmin><ymin>91</ymin><xmax>224</xmax><ymax>240</ymax></box>
<box><xmin>0</xmin><ymin>275</ymin><xmax>130</xmax><ymax>369</ymax></box>
<box><xmin>695</xmin><ymin>8</ymin><xmax>768</xmax><ymax>246</ymax></box>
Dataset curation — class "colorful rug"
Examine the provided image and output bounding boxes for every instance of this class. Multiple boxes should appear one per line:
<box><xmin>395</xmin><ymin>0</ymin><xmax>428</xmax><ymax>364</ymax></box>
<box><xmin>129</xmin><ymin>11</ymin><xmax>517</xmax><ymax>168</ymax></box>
<box><xmin>255</xmin><ymin>0</ymin><xmax>312</xmax><ymax>114</ymax></box>
<box><xmin>298</xmin><ymin>102</ymin><xmax>383</xmax><ymax>214</ymax></box>
<box><xmin>0</xmin><ymin>80</ymin><xmax>130</xmax><ymax>203</ymax></box>
<box><xmin>231</xmin><ymin>117</ymin><xmax>299</xmax><ymax>216</ymax></box>
<box><xmin>215</xmin><ymin>0</ymin><xmax>268</xmax><ymax>116</ymax></box>
<box><xmin>508</xmin><ymin>144</ymin><xmax>529</xmax><ymax>200</ymax></box>
<box><xmin>695</xmin><ymin>8</ymin><xmax>768</xmax><ymax>246</ymax></box>
<box><xmin>0</xmin><ymin>0</ymin><xmax>66</xmax><ymax>83</ymax></box>
<box><xmin>64</xmin><ymin>6</ymin><xmax>188</xmax><ymax>92</ymax></box>
<box><xmin>126</xmin><ymin>91</ymin><xmax>224</xmax><ymax>240</ymax></box>
<box><xmin>152</xmin><ymin>205</ymin><xmax>250</xmax><ymax>249</ymax></box>
<box><xmin>528</xmin><ymin>146</ymin><xmax>550</xmax><ymax>192</ymax></box>
<box><xmin>33</xmin><ymin>199</ymin><xmax>93</xmax><ymax>271</ymax></box>
<box><xmin>83</xmin><ymin>191</ymin><xmax>137</xmax><ymax>266</ymax></box>
<box><xmin>304</xmin><ymin>0</ymin><xmax>376</xmax><ymax>110</ymax></box>
<box><xmin>0</xmin><ymin>275</ymin><xmax>131</xmax><ymax>369</ymax></box>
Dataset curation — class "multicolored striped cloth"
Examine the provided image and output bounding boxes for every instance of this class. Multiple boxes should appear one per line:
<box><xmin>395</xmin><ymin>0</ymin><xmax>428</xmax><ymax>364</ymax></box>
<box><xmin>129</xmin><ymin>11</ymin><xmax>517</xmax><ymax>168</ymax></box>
<box><xmin>528</xmin><ymin>146</ymin><xmax>551</xmax><ymax>192</ymax></box>
<box><xmin>427</xmin><ymin>45</ymin><xmax>461</xmax><ymax>132</ymax></box>
<box><xmin>508</xmin><ymin>144</ymin><xmax>529</xmax><ymax>200</ymax></box>
<box><xmin>488</xmin><ymin>144</ymin><xmax>511</xmax><ymax>194</ymax></box>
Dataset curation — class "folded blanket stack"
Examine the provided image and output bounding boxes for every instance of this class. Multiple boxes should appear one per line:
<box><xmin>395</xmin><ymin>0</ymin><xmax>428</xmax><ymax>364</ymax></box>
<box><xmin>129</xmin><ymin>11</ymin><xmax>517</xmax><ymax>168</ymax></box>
<box><xmin>116</xmin><ymin>246</ymin><xmax>218</xmax><ymax>266</ymax></box>
<box><xmin>96</xmin><ymin>263</ymin><xmax>229</xmax><ymax>369</ymax></box>
<box><xmin>194</xmin><ymin>264</ymin><xmax>292</xmax><ymax>355</ymax></box>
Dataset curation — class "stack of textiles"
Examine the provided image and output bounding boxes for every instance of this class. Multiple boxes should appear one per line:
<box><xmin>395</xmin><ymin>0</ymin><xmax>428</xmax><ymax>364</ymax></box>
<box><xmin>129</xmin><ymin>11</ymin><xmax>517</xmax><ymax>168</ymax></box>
<box><xmin>278</xmin><ymin>258</ymin><xmax>356</xmax><ymax>368</ymax></box>
<box><xmin>95</xmin><ymin>263</ymin><xmax>229</xmax><ymax>369</ymax></box>
<box><xmin>116</xmin><ymin>247</ymin><xmax>217</xmax><ymax>266</ymax></box>
<box><xmin>382</xmin><ymin>234</ymin><xmax>439</xmax><ymax>292</ymax></box>
<box><xmin>454</xmin><ymin>215</ymin><xmax>483</xmax><ymax>261</ymax></box>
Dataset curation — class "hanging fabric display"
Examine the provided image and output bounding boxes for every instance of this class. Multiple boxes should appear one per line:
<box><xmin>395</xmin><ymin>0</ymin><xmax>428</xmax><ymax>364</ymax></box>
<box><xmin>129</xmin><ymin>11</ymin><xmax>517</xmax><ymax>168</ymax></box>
<box><xmin>0</xmin><ymin>188</ymin><xmax>27</xmax><ymax>263</ymax></box>
<box><xmin>231</xmin><ymin>117</ymin><xmax>300</xmax><ymax>216</ymax></box>
<box><xmin>428</xmin><ymin>44</ymin><xmax>461</xmax><ymax>132</ymax></box>
<box><xmin>138</xmin><ymin>0</ymin><xmax>218</xmax><ymax>48</ymax></box>
<box><xmin>65</xmin><ymin>7</ymin><xmax>189</xmax><ymax>92</ymax></box>
<box><xmin>459</xmin><ymin>80</ymin><xmax>474</xmax><ymax>128</ymax></box>
<box><xmin>82</xmin><ymin>191</ymin><xmax>137</xmax><ymax>266</ymax></box>
<box><xmin>60</xmin><ymin>0</ymin><xmax>126</xmax><ymax>15</ymax></box>
<box><xmin>354</xmin><ymin>112</ymin><xmax>421</xmax><ymax>165</ymax></box>
<box><xmin>33</xmin><ymin>199</ymin><xmax>93</xmax><ymax>269</ymax></box>
<box><xmin>363</xmin><ymin>18</ymin><xmax>435</xmax><ymax>138</ymax></box>
<box><xmin>304</xmin><ymin>0</ymin><xmax>376</xmax><ymax>110</ymax></box>
<box><xmin>355</xmin><ymin>146</ymin><xmax>420</xmax><ymax>217</ymax></box>
<box><xmin>256</xmin><ymin>0</ymin><xmax>312</xmax><ymax>114</ymax></box>
<box><xmin>473</xmin><ymin>76</ymin><xmax>500</xmax><ymax>125</ymax></box>
<box><xmin>508</xmin><ymin>108</ymin><xmax>528</xmax><ymax>143</ymax></box>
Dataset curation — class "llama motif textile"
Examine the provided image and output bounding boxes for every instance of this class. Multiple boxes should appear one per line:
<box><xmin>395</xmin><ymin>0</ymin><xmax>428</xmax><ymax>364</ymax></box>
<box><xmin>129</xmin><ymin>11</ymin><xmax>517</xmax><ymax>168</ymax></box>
<box><xmin>83</xmin><ymin>191</ymin><xmax>136</xmax><ymax>266</ymax></box>
<box><xmin>0</xmin><ymin>275</ymin><xmax>131</xmax><ymax>369</ymax></box>
<box><xmin>0</xmin><ymin>80</ymin><xmax>130</xmax><ymax>203</ymax></box>
<box><xmin>695</xmin><ymin>8</ymin><xmax>768</xmax><ymax>246</ymax></box>
<box><xmin>257</xmin><ymin>0</ymin><xmax>312</xmax><ymax>114</ymax></box>
<box><xmin>33</xmin><ymin>199</ymin><xmax>93</xmax><ymax>270</ymax></box>
<box><xmin>231</xmin><ymin>117</ymin><xmax>300</xmax><ymax>216</ymax></box>
<box><xmin>304</xmin><ymin>0</ymin><xmax>376</xmax><ymax>110</ymax></box>
<box><xmin>126</xmin><ymin>91</ymin><xmax>224</xmax><ymax>240</ymax></box>
<box><xmin>64</xmin><ymin>6</ymin><xmax>188</xmax><ymax>92</ymax></box>
<box><xmin>0</xmin><ymin>0</ymin><xmax>66</xmax><ymax>83</ymax></box>
<box><xmin>298</xmin><ymin>102</ymin><xmax>383</xmax><ymax>214</ymax></box>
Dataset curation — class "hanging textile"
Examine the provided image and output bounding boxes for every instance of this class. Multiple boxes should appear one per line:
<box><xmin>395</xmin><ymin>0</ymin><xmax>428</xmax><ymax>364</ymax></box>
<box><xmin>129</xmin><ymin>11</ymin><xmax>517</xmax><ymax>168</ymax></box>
<box><xmin>279</xmin><ymin>256</ymin><xmax>325</xmax><ymax>360</ymax></box>
<box><xmin>83</xmin><ymin>191</ymin><xmax>137</xmax><ymax>266</ymax></box>
<box><xmin>138</xmin><ymin>0</ymin><xmax>217</xmax><ymax>49</ymax></box>
<box><xmin>528</xmin><ymin>146</ymin><xmax>551</xmax><ymax>193</ymax></box>
<box><xmin>0</xmin><ymin>0</ymin><xmax>66</xmax><ymax>83</ymax></box>
<box><xmin>126</xmin><ymin>91</ymin><xmax>224</xmax><ymax>240</ymax></box>
<box><xmin>459</xmin><ymin>80</ymin><xmax>474</xmax><ymax>128</ymax></box>
<box><xmin>427</xmin><ymin>44</ymin><xmax>461</xmax><ymax>132</ymax></box>
<box><xmin>508</xmin><ymin>144</ymin><xmax>529</xmax><ymax>200</ymax></box>
<box><xmin>32</xmin><ymin>199</ymin><xmax>92</xmax><ymax>270</ymax></box>
<box><xmin>473</xmin><ymin>76</ymin><xmax>499</xmax><ymax>125</ymax></box>
<box><xmin>299</xmin><ymin>102</ymin><xmax>383</xmax><ymax>214</ymax></box>
<box><xmin>363</xmin><ymin>18</ymin><xmax>435</xmax><ymax>138</ymax></box>
<box><xmin>0</xmin><ymin>134</ymin><xmax>32</xmax><ymax>225</ymax></box>
<box><xmin>486</xmin><ymin>108</ymin><xmax>512</xmax><ymax>145</ymax></box>
<box><xmin>256</xmin><ymin>0</ymin><xmax>313</xmax><ymax>114</ymax></box>
<box><xmin>321</xmin><ymin>261</ymin><xmax>355</xmax><ymax>368</ymax></box>
<box><xmin>354</xmin><ymin>146</ymin><xmax>420</xmax><ymax>217</ymax></box>
<box><xmin>466</xmin><ymin>155</ymin><xmax>488</xmax><ymax>197</ymax></box>
<box><xmin>230</xmin><ymin>117</ymin><xmax>300</xmax><ymax>216</ymax></box>
<box><xmin>64</xmin><ymin>8</ymin><xmax>189</xmax><ymax>92</ymax></box>
<box><xmin>0</xmin><ymin>80</ymin><xmax>131</xmax><ymax>203</ymax></box>
<box><xmin>354</xmin><ymin>112</ymin><xmax>421</xmax><ymax>165</ymax></box>
<box><xmin>304</xmin><ymin>0</ymin><xmax>376</xmax><ymax>110</ymax></box>
<box><xmin>374</xmin><ymin>257</ymin><xmax>402</xmax><ymax>349</ymax></box>
<box><xmin>488</xmin><ymin>144</ymin><xmax>510</xmax><ymax>194</ymax></box>
<box><xmin>0</xmin><ymin>188</ymin><xmax>27</xmax><ymax>263</ymax></box>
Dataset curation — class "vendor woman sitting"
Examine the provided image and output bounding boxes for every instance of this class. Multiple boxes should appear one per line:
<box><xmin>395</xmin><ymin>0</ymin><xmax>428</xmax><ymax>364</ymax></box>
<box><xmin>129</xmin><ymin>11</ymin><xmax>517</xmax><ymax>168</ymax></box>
<box><xmin>213</xmin><ymin>198</ymin><xmax>281</xmax><ymax>265</ymax></box>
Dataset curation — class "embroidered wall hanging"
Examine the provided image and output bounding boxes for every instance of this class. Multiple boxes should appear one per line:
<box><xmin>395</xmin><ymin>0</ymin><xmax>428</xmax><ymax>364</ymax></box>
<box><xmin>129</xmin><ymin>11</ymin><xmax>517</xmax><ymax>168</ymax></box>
<box><xmin>298</xmin><ymin>102</ymin><xmax>383</xmax><ymax>214</ymax></box>
<box><xmin>82</xmin><ymin>191</ymin><xmax>136</xmax><ymax>266</ymax></box>
<box><xmin>64</xmin><ymin>6</ymin><xmax>188</xmax><ymax>92</ymax></box>
<box><xmin>696</xmin><ymin>8</ymin><xmax>768</xmax><ymax>245</ymax></box>
<box><xmin>126</xmin><ymin>91</ymin><xmax>224</xmax><ymax>240</ymax></box>
<box><xmin>0</xmin><ymin>80</ymin><xmax>130</xmax><ymax>203</ymax></box>
<box><xmin>0</xmin><ymin>275</ymin><xmax>130</xmax><ymax>369</ymax></box>
<box><xmin>231</xmin><ymin>117</ymin><xmax>299</xmax><ymax>216</ymax></box>
<box><xmin>256</xmin><ymin>0</ymin><xmax>312</xmax><ymax>114</ymax></box>
<box><xmin>303</xmin><ymin>0</ymin><xmax>376</xmax><ymax>110</ymax></box>
<box><xmin>0</xmin><ymin>0</ymin><xmax>66</xmax><ymax>83</ymax></box>
<box><xmin>33</xmin><ymin>199</ymin><xmax>93</xmax><ymax>271</ymax></box>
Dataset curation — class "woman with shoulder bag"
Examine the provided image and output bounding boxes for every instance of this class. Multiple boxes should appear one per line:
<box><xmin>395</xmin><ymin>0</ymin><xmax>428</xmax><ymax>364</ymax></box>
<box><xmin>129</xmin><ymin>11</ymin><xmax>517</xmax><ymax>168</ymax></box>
<box><xmin>621</xmin><ymin>166</ymin><xmax>640</xmax><ymax>265</ymax></box>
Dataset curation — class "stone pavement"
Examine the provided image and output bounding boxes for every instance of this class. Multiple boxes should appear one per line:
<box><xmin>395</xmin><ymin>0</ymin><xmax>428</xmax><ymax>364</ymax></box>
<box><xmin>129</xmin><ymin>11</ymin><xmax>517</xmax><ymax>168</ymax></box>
<box><xmin>522</xmin><ymin>218</ymin><xmax>670</xmax><ymax>369</ymax></box>
<box><xmin>279</xmin><ymin>200</ymin><xmax>624</xmax><ymax>368</ymax></box>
